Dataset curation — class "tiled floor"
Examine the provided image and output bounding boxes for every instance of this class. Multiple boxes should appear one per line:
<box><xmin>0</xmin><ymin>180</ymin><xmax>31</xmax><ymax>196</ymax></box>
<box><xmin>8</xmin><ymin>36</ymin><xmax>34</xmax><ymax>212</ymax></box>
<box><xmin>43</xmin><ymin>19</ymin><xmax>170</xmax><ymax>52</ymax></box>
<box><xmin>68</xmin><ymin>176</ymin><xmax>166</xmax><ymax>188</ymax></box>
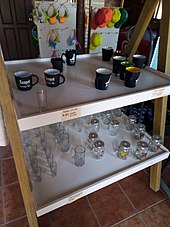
<box><xmin>0</xmin><ymin>139</ymin><xmax>170</xmax><ymax>227</ymax></box>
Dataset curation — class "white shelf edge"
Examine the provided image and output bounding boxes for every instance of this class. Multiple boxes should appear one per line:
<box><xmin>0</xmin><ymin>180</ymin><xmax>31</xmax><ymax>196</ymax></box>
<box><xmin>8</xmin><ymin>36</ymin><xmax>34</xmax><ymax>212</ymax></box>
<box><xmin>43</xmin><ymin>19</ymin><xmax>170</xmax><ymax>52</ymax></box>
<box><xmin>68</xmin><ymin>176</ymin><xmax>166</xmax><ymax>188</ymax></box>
<box><xmin>18</xmin><ymin>85</ymin><xmax>170</xmax><ymax>131</ymax></box>
<box><xmin>36</xmin><ymin>150</ymin><xmax>169</xmax><ymax>217</ymax></box>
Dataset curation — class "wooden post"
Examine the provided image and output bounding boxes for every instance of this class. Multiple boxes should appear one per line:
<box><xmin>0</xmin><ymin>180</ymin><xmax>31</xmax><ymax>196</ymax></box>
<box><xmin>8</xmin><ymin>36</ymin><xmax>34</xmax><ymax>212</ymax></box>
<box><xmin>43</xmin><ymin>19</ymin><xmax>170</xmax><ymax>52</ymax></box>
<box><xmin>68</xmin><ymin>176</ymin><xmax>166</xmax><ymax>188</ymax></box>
<box><xmin>125</xmin><ymin>0</ymin><xmax>160</xmax><ymax>58</ymax></box>
<box><xmin>0</xmin><ymin>48</ymin><xmax>38</xmax><ymax>226</ymax></box>
<box><xmin>150</xmin><ymin>0</ymin><xmax>170</xmax><ymax>191</ymax></box>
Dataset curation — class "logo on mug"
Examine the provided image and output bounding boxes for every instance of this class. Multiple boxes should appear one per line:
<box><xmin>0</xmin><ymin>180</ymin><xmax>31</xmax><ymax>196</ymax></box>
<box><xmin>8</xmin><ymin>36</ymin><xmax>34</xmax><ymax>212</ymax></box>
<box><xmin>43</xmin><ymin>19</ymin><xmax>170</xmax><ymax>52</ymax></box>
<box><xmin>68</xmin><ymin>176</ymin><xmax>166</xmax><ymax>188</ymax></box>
<box><xmin>14</xmin><ymin>71</ymin><xmax>39</xmax><ymax>91</ymax></box>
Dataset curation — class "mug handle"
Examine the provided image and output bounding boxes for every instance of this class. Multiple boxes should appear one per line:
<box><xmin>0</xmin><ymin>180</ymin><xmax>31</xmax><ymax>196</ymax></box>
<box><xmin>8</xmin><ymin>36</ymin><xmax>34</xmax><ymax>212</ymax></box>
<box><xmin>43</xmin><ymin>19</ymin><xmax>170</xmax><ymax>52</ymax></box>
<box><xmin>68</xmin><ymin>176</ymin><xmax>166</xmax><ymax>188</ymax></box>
<box><xmin>32</xmin><ymin>74</ymin><xmax>39</xmax><ymax>86</ymax></box>
<box><xmin>61</xmin><ymin>53</ymin><xmax>66</xmax><ymax>61</ymax></box>
<box><xmin>59</xmin><ymin>74</ymin><xmax>65</xmax><ymax>85</ymax></box>
<box><xmin>114</xmin><ymin>65</ymin><xmax>119</xmax><ymax>77</ymax></box>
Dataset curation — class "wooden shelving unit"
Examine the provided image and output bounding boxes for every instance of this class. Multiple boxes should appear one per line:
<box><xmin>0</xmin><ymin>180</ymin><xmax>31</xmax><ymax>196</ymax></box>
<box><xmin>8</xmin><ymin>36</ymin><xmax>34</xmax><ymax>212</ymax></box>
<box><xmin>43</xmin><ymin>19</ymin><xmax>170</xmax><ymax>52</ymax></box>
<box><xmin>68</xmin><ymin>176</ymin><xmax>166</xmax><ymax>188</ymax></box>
<box><xmin>0</xmin><ymin>1</ymin><xmax>169</xmax><ymax>226</ymax></box>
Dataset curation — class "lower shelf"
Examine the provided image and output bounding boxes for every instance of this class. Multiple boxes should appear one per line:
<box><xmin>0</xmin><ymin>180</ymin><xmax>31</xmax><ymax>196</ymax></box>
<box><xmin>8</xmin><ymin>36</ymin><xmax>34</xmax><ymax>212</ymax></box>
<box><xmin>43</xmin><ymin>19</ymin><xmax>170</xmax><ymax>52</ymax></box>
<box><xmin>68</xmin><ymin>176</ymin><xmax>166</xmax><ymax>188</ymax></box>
<box><xmin>23</xmin><ymin>115</ymin><xmax>170</xmax><ymax>217</ymax></box>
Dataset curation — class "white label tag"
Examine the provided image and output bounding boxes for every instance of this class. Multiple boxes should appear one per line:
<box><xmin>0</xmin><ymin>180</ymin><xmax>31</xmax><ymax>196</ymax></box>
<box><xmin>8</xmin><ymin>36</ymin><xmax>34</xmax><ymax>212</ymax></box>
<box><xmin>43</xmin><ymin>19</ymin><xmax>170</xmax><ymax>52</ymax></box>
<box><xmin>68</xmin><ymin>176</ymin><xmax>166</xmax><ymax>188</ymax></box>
<box><xmin>68</xmin><ymin>192</ymin><xmax>83</xmax><ymax>204</ymax></box>
<box><xmin>152</xmin><ymin>88</ymin><xmax>165</xmax><ymax>99</ymax></box>
<box><xmin>61</xmin><ymin>107</ymin><xmax>81</xmax><ymax>121</ymax></box>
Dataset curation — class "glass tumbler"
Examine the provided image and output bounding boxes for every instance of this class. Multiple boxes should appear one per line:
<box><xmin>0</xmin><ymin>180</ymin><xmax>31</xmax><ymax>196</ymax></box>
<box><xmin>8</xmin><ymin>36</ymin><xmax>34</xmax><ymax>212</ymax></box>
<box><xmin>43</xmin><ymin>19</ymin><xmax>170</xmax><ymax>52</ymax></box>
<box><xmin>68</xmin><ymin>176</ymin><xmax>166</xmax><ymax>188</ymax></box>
<box><xmin>108</xmin><ymin>119</ymin><xmax>120</xmax><ymax>136</ymax></box>
<box><xmin>133</xmin><ymin>141</ymin><xmax>149</xmax><ymax>160</ymax></box>
<box><xmin>92</xmin><ymin>140</ymin><xmax>105</xmax><ymax>159</ymax></box>
<box><xmin>117</xmin><ymin>140</ymin><xmax>131</xmax><ymax>160</ymax></box>
<box><xmin>74</xmin><ymin>145</ymin><xmax>86</xmax><ymax>167</ymax></box>
<box><xmin>59</xmin><ymin>133</ymin><xmax>69</xmax><ymax>152</ymax></box>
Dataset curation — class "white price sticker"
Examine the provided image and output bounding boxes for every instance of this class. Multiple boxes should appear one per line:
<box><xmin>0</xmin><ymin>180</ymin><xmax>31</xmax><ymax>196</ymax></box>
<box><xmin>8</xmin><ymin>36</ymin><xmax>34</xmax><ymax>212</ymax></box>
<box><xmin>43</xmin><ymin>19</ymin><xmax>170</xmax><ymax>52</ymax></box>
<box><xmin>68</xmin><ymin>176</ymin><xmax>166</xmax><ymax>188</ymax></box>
<box><xmin>61</xmin><ymin>107</ymin><xmax>81</xmax><ymax>121</ymax></box>
<box><xmin>68</xmin><ymin>192</ymin><xmax>83</xmax><ymax>204</ymax></box>
<box><xmin>152</xmin><ymin>88</ymin><xmax>165</xmax><ymax>99</ymax></box>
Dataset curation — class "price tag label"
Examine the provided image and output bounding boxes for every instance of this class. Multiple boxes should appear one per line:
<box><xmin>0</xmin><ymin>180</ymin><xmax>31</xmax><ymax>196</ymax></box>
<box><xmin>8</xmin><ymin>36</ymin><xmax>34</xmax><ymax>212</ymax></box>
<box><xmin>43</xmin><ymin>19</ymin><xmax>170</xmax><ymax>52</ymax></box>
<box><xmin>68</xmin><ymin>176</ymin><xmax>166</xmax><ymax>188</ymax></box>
<box><xmin>152</xmin><ymin>88</ymin><xmax>165</xmax><ymax>99</ymax></box>
<box><xmin>68</xmin><ymin>192</ymin><xmax>83</xmax><ymax>204</ymax></box>
<box><xmin>61</xmin><ymin>107</ymin><xmax>81</xmax><ymax>121</ymax></box>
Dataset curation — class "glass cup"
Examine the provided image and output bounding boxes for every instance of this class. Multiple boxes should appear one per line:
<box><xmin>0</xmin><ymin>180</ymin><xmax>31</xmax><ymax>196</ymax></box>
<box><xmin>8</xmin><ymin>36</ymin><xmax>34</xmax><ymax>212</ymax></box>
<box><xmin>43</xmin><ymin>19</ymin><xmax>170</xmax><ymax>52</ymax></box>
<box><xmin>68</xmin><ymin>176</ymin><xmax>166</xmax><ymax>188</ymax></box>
<box><xmin>149</xmin><ymin>135</ymin><xmax>162</xmax><ymax>152</ymax></box>
<box><xmin>125</xmin><ymin>115</ymin><xmax>137</xmax><ymax>131</ymax></box>
<box><xmin>108</xmin><ymin>119</ymin><xmax>120</xmax><ymax>136</ymax></box>
<box><xmin>132</xmin><ymin>123</ymin><xmax>146</xmax><ymax>140</ymax></box>
<box><xmin>36</xmin><ymin>88</ymin><xmax>47</xmax><ymax>112</ymax></box>
<box><xmin>85</xmin><ymin>132</ymin><xmax>98</xmax><ymax>150</ymax></box>
<box><xmin>58</xmin><ymin>132</ymin><xmax>69</xmax><ymax>152</ymax></box>
<box><xmin>50</xmin><ymin>161</ymin><xmax>57</xmax><ymax>176</ymax></box>
<box><xmin>92</xmin><ymin>140</ymin><xmax>105</xmax><ymax>160</ymax></box>
<box><xmin>73</xmin><ymin>145</ymin><xmax>86</xmax><ymax>167</ymax></box>
<box><xmin>116</xmin><ymin>140</ymin><xmax>131</xmax><ymax>160</ymax></box>
<box><xmin>133</xmin><ymin>141</ymin><xmax>149</xmax><ymax>160</ymax></box>
<box><xmin>102</xmin><ymin>111</ymin><xmax>112</xmax><ymax>125</ymax></box>
<box><xmin>89</xmin><ymin>118</ymin><xmax>100</xmax><ymax>133</ymax></box>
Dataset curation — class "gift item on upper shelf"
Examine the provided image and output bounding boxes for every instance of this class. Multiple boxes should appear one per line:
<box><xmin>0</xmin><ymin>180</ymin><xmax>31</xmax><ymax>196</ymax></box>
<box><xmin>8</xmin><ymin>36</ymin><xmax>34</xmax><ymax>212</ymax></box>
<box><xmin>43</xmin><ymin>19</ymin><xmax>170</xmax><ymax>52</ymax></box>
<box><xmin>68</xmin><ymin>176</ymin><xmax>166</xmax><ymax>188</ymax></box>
<box><xmin>61</xmin><ymin>49</ymin><xmax>77</xmax><ymax>66</ymax></box>
<box><xmin>95</xmin><ymin>68</ymin><xmax>112</xmax><ymax>90</ymax></box>
<box><xmin>113</xmin><ymin>55</ymin><xmax>126</xmax><ymax>74</ymax></box>
<box><xmin>132</xmin><ymin>54</ymin><xmax>146</xmax><ymax>69</ymax></box>
<box><xmin>124</xmin><ymin>66</ymin><xmax>142</xmax><ymax>88</ymax></box>
<box><xmin>14</xmin><ymin>71</ymin><xmax>39</xmax><ymax>91</ymax></box>
<box><xmin>44</xmin><ymin>69</ymin><xmax>65</xmax><ymax>87</ymax></box>
<box><xmin>102</xmin><ymin>46</ymin><xmax>113</xmax><ymax>61</ymax></box>
<box><xmin>36</xmin><ymin>88</ymin><xmax>47</xmax><ymax>113</ymax></box>
<box><xmin>51</xmin><ymin>57</ymin><xmax>65</xmax><ymax>72</ymax></box>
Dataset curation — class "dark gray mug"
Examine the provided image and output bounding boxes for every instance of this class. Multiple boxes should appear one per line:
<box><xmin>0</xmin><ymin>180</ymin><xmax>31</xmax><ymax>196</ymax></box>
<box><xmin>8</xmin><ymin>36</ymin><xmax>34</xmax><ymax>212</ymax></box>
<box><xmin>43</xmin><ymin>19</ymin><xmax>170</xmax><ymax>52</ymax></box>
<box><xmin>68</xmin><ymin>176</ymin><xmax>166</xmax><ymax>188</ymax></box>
<box><xmin>95</xmin><ymin>68</ymin><xmax>112</xmax><ymax>90</ymax></box>
<box><xmin>44</xmin><ymin>69</ymin><xmax>65</xmax><ymax>87</ymax></box>
<box><xmin>14</xmin><ymin>71</ymin><xmax>39</xmax><ymax>91</ymax></box>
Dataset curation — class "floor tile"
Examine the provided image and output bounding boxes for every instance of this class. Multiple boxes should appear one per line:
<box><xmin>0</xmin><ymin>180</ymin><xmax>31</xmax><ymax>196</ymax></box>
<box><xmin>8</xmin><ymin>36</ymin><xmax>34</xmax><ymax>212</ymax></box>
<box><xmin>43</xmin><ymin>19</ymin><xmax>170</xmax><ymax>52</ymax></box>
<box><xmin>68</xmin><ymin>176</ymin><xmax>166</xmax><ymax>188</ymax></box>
<box><xmin>119</xmin><ymin>171</ymin><xmax>166</xmax><ymax>211</ymax></box>
<box><xmin>115</xmin><ymin>215</ymin><xmax>145</xmax><ymax>227</ymax></box>
<box><xmin>88</xmin><ymin>183</ymin><xmax>136</xmax><ymax>226</ymax></box>
<box><xmin>0</xmin><ymin>190</ymin><xmax>3</xmax><ymax>225</ymax></box>
<box><xmin>50</xmin><ymin>197</ymin><xmax>99</xmax><ymax>227</ymax></box>
<box><xmin>0</xmin><ymin>144</ymin><xmax>13</xmax><ymax>160</ymax></box>
<box><xmin>5</xmin><ymin>217</ymin><xmax>29</xmax><ymax>227</ymax></box>
<box><xmin>2</xmin><ymin>158</ymin><xmax>18</xmax><ymax>185</ymax></box>
<box><xmin>141</xmin><ymin>199</ymin><xmax>170</xmax><ymax>226</ymax></box>
<box><xmin>3</xmin><ymin>183</ymin><xmax>26</xmax><ymax>222</ymax></box>
<box><xmin>38</xmin><ymin>214</ymin><xmax>52</xmax><ymax>227</ymax></box>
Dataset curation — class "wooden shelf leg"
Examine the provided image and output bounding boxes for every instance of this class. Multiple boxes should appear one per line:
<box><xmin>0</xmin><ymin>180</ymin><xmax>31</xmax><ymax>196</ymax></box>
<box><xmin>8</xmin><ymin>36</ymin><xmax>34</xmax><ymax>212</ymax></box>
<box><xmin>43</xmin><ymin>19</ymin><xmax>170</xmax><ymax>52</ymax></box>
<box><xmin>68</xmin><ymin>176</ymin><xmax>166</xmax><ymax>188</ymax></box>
<box><xmin>150</xmin><ymin>96</ymin><xmax>168</xmax><ymax>192</ymax></box>
<box><xmin>0</xmin><ymin>49</ymin><xmax>39</xmax><ymax>227</ymax></box>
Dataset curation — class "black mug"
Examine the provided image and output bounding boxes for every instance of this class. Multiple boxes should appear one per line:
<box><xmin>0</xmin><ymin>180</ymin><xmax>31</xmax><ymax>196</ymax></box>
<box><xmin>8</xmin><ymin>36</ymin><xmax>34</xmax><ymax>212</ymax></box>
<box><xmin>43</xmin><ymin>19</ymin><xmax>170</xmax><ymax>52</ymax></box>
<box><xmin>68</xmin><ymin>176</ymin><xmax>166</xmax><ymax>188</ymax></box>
<box><xmin>113</xmin><ymin>56</ymin><xmax>126</xmax><ymax>75</ymax></box>
<box><xmin>14</xmin><ymin>71</ymin><xmax>39</xmax><ymax>91</ymax></box>
<box><xmin>124</xmin><ymin>66</ymin><xmax>141</xmax><ymax>88</ymax></box>
<box><xmin>51</xmin><ymin>57</ymin><xmax>65</xmax><ymax>72</ymax></box>
<box><xmin>132</xmin><ymin>54</ymin><xmax>146</xmax><ymax>69</ymax></box>
<box><xmin>102</xmin><ymin>47</ymin><xmax>113</xmax><ymax>61</ymax></box>
<box><xmin>95</xmin><ymin>68</ymin><xmax>112</xmax><ymax>90</ymax></box>
<box><xmin>61</xmin><ymin>49</ymin><xmax>76</xmax><ymax>66</ymax></box>
<box><xmin>44</xmin><ymin>69</ymin><xmax>65</xmax><ymax>87</ymax></box>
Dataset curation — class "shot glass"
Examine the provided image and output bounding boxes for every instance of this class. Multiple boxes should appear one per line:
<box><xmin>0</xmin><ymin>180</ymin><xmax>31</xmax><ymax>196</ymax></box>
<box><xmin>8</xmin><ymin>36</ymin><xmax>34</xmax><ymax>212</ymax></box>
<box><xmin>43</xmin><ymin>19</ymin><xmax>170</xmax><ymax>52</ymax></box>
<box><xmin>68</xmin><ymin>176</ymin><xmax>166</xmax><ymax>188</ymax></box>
<box><xmin>36</xmin><ymin>88</ymin><xmax>47</xmax><ymax>112</ymax></box>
